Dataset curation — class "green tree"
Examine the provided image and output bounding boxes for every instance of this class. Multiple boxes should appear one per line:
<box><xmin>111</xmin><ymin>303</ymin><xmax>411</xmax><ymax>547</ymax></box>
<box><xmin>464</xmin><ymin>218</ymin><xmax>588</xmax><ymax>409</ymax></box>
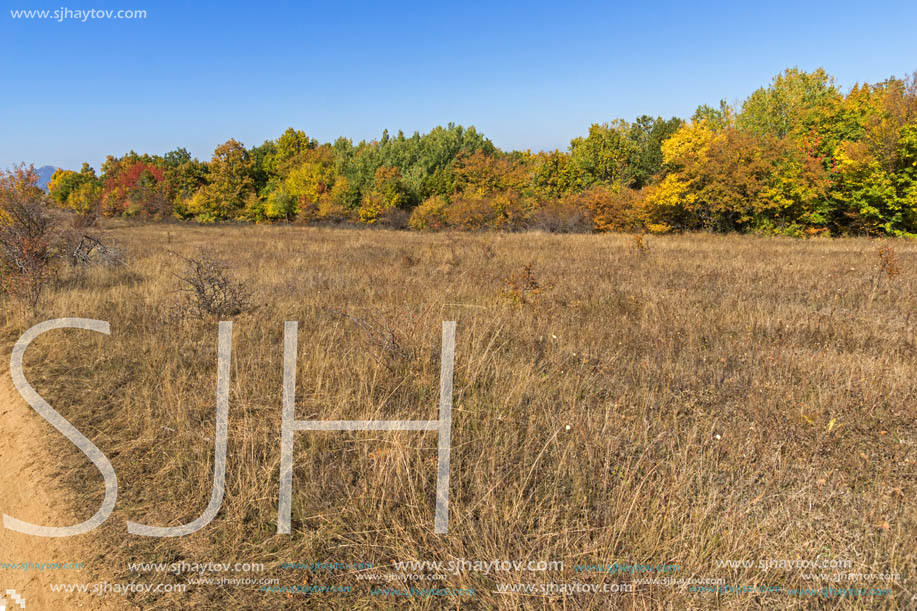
<box><xmin>691</xmin><ymin>100</ymin><xmax>734</xmax><ymax>132</ymax></box>
<box><xmin>533</xmin><ymin>150</ymin><xmax>578</xmax><ymax>198</ymax></box>
<box><xmin>738</xmin><ymin>68</ymin><xmax>840</xmax><ymax>139</ymax></box>
<box><xmin>624</xmin><ymin>115</ymin><xmax>684</xmax><ymax>188</ymax></box>
<box><xmin>569</xmin><ymin>122</ymin><xmax>632</xmax><ymax>188</ymax></box>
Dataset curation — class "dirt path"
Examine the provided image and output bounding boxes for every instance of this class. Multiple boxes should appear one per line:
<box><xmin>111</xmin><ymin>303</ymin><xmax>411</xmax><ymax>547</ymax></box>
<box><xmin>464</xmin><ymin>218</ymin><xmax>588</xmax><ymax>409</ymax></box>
<box><xmin>0</xmin><ymin>375</ymin><xmax>120</xmax><ymax>610</ymax></box>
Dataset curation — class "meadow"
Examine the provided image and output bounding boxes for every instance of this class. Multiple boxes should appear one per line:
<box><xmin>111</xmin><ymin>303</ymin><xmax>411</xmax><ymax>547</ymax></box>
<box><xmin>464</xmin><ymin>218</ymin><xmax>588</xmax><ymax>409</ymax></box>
<box><xmin>1</xmin><ymin>222</ymin><xmax>915</xmax><ymax>609</ymax></box>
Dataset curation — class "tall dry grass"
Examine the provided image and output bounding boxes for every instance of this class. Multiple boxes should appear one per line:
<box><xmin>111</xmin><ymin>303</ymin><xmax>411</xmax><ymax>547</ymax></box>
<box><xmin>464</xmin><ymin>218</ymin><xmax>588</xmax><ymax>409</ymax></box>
<box><xmin>1</xmin><ymin>223</ymin><xmax>915</xmax><ymax>609</ymax></box>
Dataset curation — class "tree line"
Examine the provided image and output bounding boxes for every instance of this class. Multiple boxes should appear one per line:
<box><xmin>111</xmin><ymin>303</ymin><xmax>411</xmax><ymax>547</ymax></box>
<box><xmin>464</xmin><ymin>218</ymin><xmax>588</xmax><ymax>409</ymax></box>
<box><xmin>45</xmin><ymin>67</ymin><xmax>917</xmax><ymax>236</ymax></box>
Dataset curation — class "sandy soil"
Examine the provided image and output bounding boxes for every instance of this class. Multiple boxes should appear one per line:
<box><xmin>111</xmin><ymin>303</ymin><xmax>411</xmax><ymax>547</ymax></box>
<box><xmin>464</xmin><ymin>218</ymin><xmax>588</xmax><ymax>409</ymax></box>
<box><xmin>0</xmin><ymin>375</ymin><xmax>121</xmax><ymax>610</ymax></box>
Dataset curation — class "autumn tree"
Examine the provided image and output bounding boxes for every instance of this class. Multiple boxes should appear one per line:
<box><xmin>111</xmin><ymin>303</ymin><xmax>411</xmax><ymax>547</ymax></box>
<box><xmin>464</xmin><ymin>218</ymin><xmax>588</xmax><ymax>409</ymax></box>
<box><xmin>192</xmin><ymin>139</ymin><xmax>254</xmax><ymax>220</ymax></box>
<box><xmin>452</xmin><ymin>150</ymin><xmax>531</xmax><ymax>196</ymax></box>
<box><xmin>533</xmin><ymin>151</ymin><xmax>578</xmax><ymax>198</ymax></box>
<box><xmin>49</xmin><ymin>71</ymin><xmax>917</xmax><ymax>236</ymax></box>
<box><xmin>100</xmin><ymin>155</ymin><xmax>171</xmax><ymax>217</ymax></box>
<box><xmin>271</xmin><ymin>128</ymin><xmax>317</xmax><ymax>174</ymax></box>
<box><xmin>358</xmin><ymin>166</ymin><xmax>410</xmax><ymax>222</ymax></box>
<box><xmin>48</xmin><ymin>163</ymin><xmax>101</xmax><ymax>214</ymax></box>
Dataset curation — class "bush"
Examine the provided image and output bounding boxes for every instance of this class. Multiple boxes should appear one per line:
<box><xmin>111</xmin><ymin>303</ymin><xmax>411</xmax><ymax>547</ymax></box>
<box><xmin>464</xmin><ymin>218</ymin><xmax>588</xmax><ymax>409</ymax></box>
<box><xmin>0</xmin><ymin>165</ymin><xmax>59</xmax><ymax>307</ymax></box>
<box><xmin>487</xmin><ymin>190</ymin><xmax>532</xmax><ymax>230</ymax></box>
<box><xmin>567</xmin><ymin>184</ymin><xmax>644</xmax><ymax>232</ymax></box>
<box><xmin>444</xmin><ymin>195</ymin><xmax>498</xmax><ymax>230</ymax></box>
<box><xmin>409</xmin><ymin>195</ymin><xmax>450</xmax><ymax>230</ymax></box>
<box><xmin>502</xmin><ymin>263</ymin><xmax>544</xmax><ymax>305</ymax></box>
<box><xmin>530</xmin><ymin>199</ymin><xmax>593</xmax><ymax>233</ymax></box>
<box><xmin>877</xmin><ymin>244</ymin><xmax>901</xmax><ymax>279</ymax></box>
<box><xmin>173</xmin><ymin>251</ymin><xmax>252</xmax><ymax>319</ymax></box>
<box><xmin>315</xmin><ymin>197</ymin><xmax>353</xmax><ymax>223</ymax></box>
<box><xmin>645</xmin><ymin>222</ymin><xmax>675</xmax><ymax>235</ymax></box>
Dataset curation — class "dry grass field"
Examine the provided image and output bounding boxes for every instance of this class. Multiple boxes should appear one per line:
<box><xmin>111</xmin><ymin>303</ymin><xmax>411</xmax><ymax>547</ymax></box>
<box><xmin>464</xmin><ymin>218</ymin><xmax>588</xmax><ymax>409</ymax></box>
<box><xmin>1</xmin><ymin>222</ymin><xmax>915</xmax><ymax>609</ymax></box>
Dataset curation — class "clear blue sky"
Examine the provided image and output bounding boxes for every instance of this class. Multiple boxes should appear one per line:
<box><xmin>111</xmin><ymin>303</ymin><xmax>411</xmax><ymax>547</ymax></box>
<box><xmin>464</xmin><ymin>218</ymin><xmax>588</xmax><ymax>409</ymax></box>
<box><xmin>2</xmin><ymin>0</ymin><xmax>916</xmax><ymax>170</ymax></box>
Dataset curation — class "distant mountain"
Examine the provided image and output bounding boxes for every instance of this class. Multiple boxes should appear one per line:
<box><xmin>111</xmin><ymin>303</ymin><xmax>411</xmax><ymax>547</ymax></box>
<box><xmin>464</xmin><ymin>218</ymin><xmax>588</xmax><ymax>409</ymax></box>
<box><xmin>34</xmin><ymin>165</ymin><xmax>58</xmax><ymax>191</ymax></box>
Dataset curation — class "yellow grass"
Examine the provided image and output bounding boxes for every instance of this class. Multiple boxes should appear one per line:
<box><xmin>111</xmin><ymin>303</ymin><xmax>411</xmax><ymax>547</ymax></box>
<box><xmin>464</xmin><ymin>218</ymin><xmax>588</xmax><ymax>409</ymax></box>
<box><xmin>2</xmin><ymin>223</ymin><xmax>915</xmax><ymax>609</ymax></box>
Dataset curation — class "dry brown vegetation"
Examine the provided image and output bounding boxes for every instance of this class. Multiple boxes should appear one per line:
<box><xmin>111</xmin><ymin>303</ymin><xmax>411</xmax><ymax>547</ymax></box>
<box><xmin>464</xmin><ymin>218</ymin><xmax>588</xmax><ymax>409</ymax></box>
<box><xmin>1</xmin><ymin>222</ymin><xmax>915</xmax><ymax>609</ymax></box>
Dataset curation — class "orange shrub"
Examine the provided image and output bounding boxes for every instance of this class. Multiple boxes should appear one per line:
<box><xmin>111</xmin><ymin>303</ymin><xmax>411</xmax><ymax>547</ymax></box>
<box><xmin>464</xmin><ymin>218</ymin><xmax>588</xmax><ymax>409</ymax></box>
<box><xmin>409</xmin><ymin>195</ymin><xmax>450</xmax><ymax>230</ymax></box>
<box><xmin>488</xmin><ymin>190</ymin><xmax>532</xmax><ymax>230</ymax></box>
<box><xmin>565</xmin><ymin>184</ymin><xmax>644</xmax><ymax>232</ymax></box>
<box><xmin>443</xmin><ymin>195</ymin><xmax>497</xmax><ymax>230</ymax></box>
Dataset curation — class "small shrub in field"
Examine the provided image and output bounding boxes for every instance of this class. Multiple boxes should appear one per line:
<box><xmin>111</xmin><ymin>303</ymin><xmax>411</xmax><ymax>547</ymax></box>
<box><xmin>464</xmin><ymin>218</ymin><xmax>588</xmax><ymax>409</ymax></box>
<box><xmin>503</xmin><ymin>263</ymin><xmax>542</xmax><ymax>305</ymax></box>
<box><xmin>631</xmin><ymin>232</ymin><xmax>648</xmax><ymax>254</ymax></box>
<box><xmin>0</xmin><ymin>165</ymin><xmax>59</xmax><ymax>307</ymax></box>
<box><xmin>877</xmin><ymin>244</ymin><xmax>901</xmax><ymax>279</ymax></box>
<box><xmin>173</xmin><ymin>251</ymin><xmax>252</xmax><ymax>319</ymax></box>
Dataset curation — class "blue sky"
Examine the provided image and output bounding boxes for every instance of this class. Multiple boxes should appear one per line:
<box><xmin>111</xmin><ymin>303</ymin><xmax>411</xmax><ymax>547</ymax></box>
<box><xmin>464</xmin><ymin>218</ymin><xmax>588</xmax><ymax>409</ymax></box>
<box><xmin>2</xmin><ymin>0</ymin><xmax>916</xmax><ymax>170</ymax></box>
